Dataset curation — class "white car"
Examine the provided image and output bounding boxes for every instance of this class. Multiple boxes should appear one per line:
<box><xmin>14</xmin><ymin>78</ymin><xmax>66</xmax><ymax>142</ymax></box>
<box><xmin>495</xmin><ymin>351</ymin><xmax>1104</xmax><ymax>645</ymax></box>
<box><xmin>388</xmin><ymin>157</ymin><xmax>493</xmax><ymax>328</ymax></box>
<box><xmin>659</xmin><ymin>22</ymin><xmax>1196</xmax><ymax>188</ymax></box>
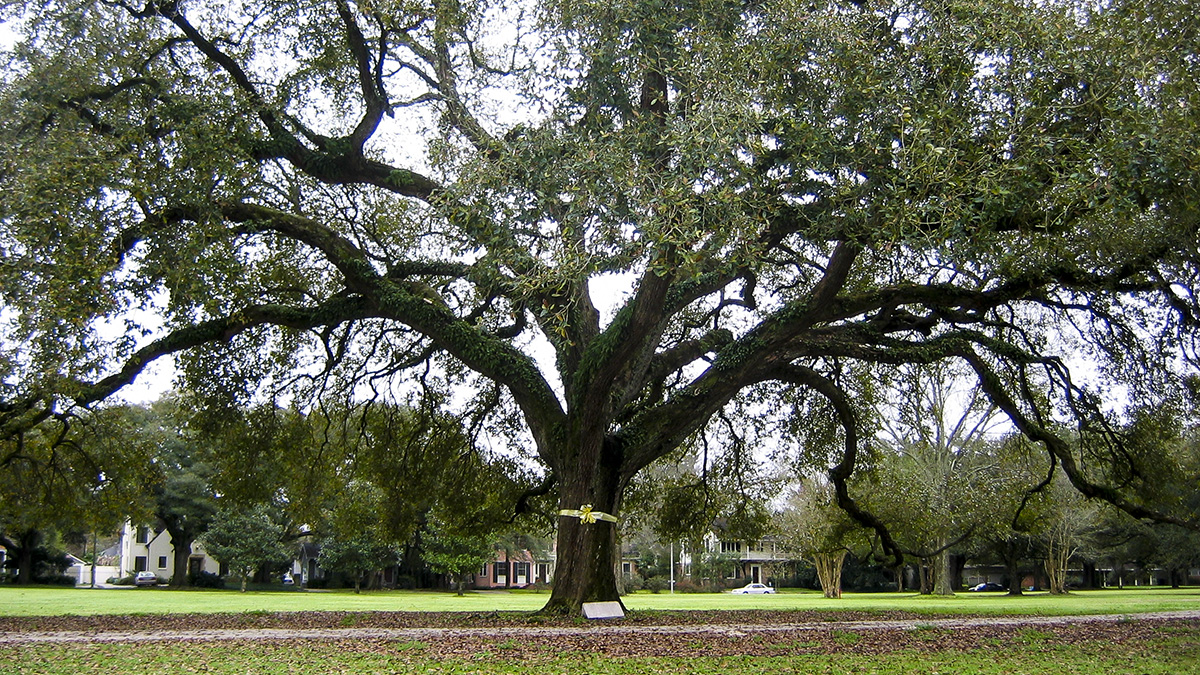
<box><xmin>134</xmin><ymin>571</ymin><xmax>159</xmax><ymax>587</ymax></box>
<box><xmin>732</xmin><ymin>583</ymin><xmax>775</xmax><ymax>594</ymax></box>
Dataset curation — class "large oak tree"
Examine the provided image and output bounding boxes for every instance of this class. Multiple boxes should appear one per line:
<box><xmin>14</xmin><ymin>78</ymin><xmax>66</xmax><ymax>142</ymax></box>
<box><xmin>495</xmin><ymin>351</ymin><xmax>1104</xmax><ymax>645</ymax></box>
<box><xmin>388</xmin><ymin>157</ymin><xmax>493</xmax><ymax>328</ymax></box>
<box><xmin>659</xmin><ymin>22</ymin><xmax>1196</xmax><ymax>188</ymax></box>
<box><xmin>2</xmin><ymin>0</ymin><xmax>1198</xmax><ymax>612</ymax></box>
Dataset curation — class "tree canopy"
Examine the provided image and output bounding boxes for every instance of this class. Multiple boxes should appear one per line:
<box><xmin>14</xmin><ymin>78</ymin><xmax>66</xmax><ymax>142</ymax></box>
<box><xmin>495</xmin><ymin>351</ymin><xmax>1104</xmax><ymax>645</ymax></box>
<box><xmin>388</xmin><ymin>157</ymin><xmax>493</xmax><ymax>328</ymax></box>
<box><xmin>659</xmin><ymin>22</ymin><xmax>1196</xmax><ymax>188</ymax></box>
<box><xmin>0</xmin><ymin>403</ymin><xmax>154</xmax><ymax>583</ymax></box>
<box><xmin>201</xmin><ymin>501</ymin><xmax>291</xmax><ymax>592</ymax></box>
<box><xmin>2</xmin><ymin>0</ymin><xmax>1198</xmax><ymax>611</ymax></box>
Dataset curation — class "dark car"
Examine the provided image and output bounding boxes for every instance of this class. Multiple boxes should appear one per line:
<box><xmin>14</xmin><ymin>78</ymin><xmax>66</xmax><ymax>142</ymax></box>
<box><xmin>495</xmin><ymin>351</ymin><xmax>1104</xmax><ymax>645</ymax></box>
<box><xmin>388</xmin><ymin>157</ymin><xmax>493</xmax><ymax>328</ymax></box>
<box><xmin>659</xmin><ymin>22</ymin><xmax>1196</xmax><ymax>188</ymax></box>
<box><xmin>969</xmin><ymin>582</ymin><xmax>1005</xmax><ymax>592</ymax></box>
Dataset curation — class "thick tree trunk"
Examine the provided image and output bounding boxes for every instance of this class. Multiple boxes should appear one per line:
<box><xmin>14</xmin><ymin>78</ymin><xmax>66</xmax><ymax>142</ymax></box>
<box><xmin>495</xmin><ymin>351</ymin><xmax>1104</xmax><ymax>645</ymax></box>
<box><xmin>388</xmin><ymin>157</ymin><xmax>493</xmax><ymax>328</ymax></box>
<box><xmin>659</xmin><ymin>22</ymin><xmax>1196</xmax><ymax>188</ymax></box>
<box><xmin>542</xmin><ymin>437</ymin><xmax>625</xmax><ymax>615</ymax></box>
<box><xmin>170</xmin><ymin>535</ymin><xmax>193</xmax><ymax>587</ymax></box>
<box><xmin>951</xmin><ymin>553</ymin><xmax>966</xmax><ymax>590</ymax></box>
<box><xmin>1081</xmin><ymin>561</ymin><xmax>1097</xmax><ymax>589</ymax></box>
<box><xmin>918</xmin><ymin>557</ymin><xmax>933</xmax><ymax>595</ymax></box>
<box><xmin>933</xmin><ymin>540</ymin><xmax>954</xmax><ymax>596</ymax></box>
<box><xmin>14</xmin><ymin>529</ymin><xmax>39</xmax><ymax>585</ymax></box>
<box><xmin>1001</xmin><ymin>542</ymin><xmax>1024</xmax><ymax>596</ymax></box>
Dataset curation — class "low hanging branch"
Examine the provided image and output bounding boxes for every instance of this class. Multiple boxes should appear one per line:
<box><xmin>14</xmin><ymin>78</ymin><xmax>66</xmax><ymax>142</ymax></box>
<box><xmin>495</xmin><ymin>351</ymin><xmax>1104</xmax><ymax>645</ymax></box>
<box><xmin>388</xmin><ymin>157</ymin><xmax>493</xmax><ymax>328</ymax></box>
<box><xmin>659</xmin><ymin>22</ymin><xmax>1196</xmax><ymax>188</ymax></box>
<box><xmin>962</xmin><ymin>348</ymin><xmax>1199</xmax><ymax>531</ymax></box>
<box><xmin>775</xmin><ymin>363</ymin><xmax>906</xmax><ymax>568</ymax></box>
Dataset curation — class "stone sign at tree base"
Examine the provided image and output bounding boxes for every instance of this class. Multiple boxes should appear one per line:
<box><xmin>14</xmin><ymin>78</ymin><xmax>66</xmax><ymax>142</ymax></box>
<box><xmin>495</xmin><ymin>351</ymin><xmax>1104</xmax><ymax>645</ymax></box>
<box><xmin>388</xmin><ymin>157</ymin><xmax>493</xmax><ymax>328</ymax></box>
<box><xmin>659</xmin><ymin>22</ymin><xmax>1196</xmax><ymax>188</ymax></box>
<box><xmin>582</xmin><ymin>601</ymin><xmax>625</xmax><ymax>620</ymax></box>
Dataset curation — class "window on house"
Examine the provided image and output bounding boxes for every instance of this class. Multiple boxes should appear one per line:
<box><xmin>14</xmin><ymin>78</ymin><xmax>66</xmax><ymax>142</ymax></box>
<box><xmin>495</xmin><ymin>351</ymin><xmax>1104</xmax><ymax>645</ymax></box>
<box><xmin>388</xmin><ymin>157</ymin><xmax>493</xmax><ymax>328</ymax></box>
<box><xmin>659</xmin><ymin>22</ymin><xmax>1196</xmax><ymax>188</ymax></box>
<box><xmin>537</xmin><ymin>563</ymin><xmax>550</xmax><ymax>582</ymax></box>
<box><xmin>493</xmin><ymin>561</ymin><xmax>508</xmax><ymax>582</ymax></box>
<box><xmin>135</xmin><ymin>526</ymin><xmax>150</xmax><ymax>544</ymax></box>
<box><xmin>480</xmin><ymin>565</ymin><xmax>489</xmax><ymax>578</ymax></box>
<box><xmin>134</xmin><ymin>556</ymin><xmax>147</xmax><ymax>572</ymax></box>
<box><xmin>158</xmin><ymin>556</ymin><xmax>168</xmax><ymax>569</ymax></box>
<box><xmin>513</xmin><ymin>562</ymin><xmax>530</xmax><ymax>580</ymax></box>
<box><xmin>622</xmin><ymin>561</ymin><xmax>632</xmax><ymax>576</ymax></box>
<box><xmin>720</xmin><ymin>541</ymin><xmax>742</xmax><ymax>553</ymax></box>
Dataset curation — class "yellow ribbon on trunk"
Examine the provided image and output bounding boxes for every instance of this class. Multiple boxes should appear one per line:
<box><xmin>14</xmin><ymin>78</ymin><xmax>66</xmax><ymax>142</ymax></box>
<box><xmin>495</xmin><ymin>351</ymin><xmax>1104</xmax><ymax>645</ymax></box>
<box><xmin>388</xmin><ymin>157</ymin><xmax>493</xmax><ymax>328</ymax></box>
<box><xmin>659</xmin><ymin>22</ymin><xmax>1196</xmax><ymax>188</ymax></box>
<box><xmin>559</xmin><ymin>504</ymin><xmax>618</xmax><ymax>524</ymax></box>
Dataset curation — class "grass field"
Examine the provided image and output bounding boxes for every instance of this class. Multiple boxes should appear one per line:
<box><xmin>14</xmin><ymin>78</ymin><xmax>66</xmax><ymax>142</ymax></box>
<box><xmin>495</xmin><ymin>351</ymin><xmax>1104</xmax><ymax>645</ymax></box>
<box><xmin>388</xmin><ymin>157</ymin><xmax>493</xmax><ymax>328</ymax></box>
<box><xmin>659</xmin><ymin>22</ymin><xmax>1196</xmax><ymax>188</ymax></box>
<box><xmin>3</xmin><ymin>587</ymin><xmax>1197</xmax><ymax>674</ymax></box>
<box><xmin>1</xmin><ymin>584</ymin><xmax>1198</xmax><ymax>617</ymax></box>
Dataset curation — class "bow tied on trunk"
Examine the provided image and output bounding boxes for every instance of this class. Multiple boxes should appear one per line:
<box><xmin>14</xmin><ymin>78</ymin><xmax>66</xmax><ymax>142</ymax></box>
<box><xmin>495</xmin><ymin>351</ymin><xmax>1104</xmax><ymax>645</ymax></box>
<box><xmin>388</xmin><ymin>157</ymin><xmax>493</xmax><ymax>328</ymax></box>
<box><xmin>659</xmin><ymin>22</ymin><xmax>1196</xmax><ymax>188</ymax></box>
<box><xmin>559</xmin><ymin>504</ymin><xmax>618</xmax><ymax>524</ymax></box>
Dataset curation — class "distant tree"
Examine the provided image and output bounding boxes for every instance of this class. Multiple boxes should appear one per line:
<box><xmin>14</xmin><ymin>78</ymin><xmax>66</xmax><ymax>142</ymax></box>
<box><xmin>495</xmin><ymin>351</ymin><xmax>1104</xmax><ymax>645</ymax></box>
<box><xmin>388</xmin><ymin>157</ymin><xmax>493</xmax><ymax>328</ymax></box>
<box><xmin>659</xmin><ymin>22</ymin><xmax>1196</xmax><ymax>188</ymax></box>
<box><xmin>0</xmin><ymin>405</ymin><xmax>154</xmax><ymax>583</ymax></box>
<box><xmin>153</xmin><ymin>464</ymin><xmax>217</xmax><ymax>587</ymax></box>
<box><xmin>1089</xmin><ymin>425</ymin><xmax>1200</xmax><ymax>589</ymax></box>
<box><xmin>136</xmin><ymin>401</ymin><xmax>219</xmax><ymax>588</ymax></box>
<box><xmin>0</xmin><ymin>528</ymin><xmax>72</xmax><ymax>584</ymax></box>
<box><xmin>621</xmin><ymin>524</ymin><xmax>675</xmax><ymax>582</ymax></box>
<box><xmin>777</xmin><ymin>481</ymin><xmax>870</xmax><ymax>598</ymax></box>
<box><xmin>624</xmin><ymin>438</ymin><xmax>779</xmax><ymax>581</ymax></box>
<box><xmin>318</xmin><ymin>532</ymin><xmax>398</xmax><ymax>594</ymax></box>
<box><xmin>423</xmin><ymin>525</ymin><xmax>495</xmax><ymax>596</ymax></box>
<box><xmin>690</xmin><ymin>550</ymin><xmax>742</xmax><ymax>590</ymax></box>
<box><xmin>868</xmin><ymin>365</ymin><xmax>1004</xmax><ymax>595</ymax></box>
<box><xmin>172</xmin><ymin>398</ymin><xmax>540</xmax><ymax>592</ymax></box>
<box><xmin>1141</xmin><ymin>525</ymin><xmax>1200</xmax><ymax>589</ymax></box>
<box><xmin>317</xmin><ymin>480</ymin><xmax>397</xmax><ymax>594</ymax></box>
<box><xmin>1036</xmin><ymin>479</ymin><xmax>1100</xmax><ymax>595</ymax></box>
<box><xmin>201</xmin><ymin>503</ymin><xmax>290</xmax><ymax>592</ymax></box>
<box><xmin>0</xmin><ymin>453</ymin><xmax>65</xmax><ymax>585</ymax></box>
<box><xmin>58</xmin><ymin>397</ymin><xmax>233</xmax><ymax>588</ymax></box>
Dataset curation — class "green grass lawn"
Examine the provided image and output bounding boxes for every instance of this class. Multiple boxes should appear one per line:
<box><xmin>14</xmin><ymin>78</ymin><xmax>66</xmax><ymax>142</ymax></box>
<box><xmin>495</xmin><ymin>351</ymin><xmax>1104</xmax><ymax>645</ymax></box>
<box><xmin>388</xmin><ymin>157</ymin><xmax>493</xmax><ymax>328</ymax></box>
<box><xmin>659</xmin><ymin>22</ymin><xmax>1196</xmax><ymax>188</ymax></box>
<box><xmin>3</xmin><ymin>586</ymin><xmax>1197</xmax><ymax>674</ymax></box>
<box><xmin>1</xmin><ymin>584</ymin><xmax>1197</xmax><ymax>617</ymax></box>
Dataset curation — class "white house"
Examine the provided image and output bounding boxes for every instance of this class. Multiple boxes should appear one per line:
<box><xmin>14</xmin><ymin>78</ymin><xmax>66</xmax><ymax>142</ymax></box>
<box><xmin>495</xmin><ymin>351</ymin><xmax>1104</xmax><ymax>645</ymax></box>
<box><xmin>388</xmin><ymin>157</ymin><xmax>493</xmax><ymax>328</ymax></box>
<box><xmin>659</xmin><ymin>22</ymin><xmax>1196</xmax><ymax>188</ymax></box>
<box><xmin>119</xmin><ymin>521</ymin><xmax>223</xmax><ymax>580</ymax></box>
<box><xmin>702</xmin><ymin>531</ymin><xmax>791</xmax><ymax>586</ymax></box>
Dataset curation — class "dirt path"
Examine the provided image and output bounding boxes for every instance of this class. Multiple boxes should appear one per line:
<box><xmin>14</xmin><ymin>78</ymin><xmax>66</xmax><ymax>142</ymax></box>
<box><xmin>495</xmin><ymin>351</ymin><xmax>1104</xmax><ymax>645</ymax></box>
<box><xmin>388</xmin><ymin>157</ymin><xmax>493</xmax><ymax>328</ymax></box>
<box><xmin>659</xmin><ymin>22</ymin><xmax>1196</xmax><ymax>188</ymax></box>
<box><xmin>4</xmin><ymin>609</ymin><xmax>1198</xmax><ymax>657</ymax></box>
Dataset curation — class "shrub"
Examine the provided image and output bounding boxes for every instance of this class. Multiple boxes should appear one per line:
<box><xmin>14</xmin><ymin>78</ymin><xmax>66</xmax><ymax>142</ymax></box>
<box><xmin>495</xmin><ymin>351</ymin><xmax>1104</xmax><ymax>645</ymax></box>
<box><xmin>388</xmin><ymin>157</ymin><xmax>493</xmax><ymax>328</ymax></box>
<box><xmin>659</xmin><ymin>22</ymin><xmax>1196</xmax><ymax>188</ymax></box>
<box><xmin>621</xmin><ymin>573</ymin><xmax>644</xmax><ymax>594</ymax></box>
<box><xmin>111</xmin><ymin>575</ymin><xmax>136</xmax><ymax>586</ymax></box>
<box><xmin>188</xmin><ymin>570</ymin><xmax>225</xmax><ymax>588</ymax></box>
<box><xmin>644</xmin><ymin>577</ymin><xmax>670</xmax><ymax>593</ymax></box>
<box><xmin>35</xmin><ymin>573</ymin><xmax>77</xmax><ymax>586</ymax></box>
<box><xmin>674</xmin><ymin>578</ymin><xmax>726</xmax><ymax>593</ymax></box>
<box><xmin>0</xmin><ymin>571</ymin><xmax>72</xmax><ymax>585</ymax></box>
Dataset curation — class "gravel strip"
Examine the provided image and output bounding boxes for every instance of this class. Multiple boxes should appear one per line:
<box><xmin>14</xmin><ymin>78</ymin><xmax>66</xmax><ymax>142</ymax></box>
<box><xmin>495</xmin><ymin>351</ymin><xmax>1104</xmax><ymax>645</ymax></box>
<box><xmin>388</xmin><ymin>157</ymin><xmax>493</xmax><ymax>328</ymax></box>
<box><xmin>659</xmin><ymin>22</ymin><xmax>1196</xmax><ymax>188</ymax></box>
<box><xmin>4</xmin><ymin>610</ymin><xmax>1197</xmax><ymax>645</ymax></box>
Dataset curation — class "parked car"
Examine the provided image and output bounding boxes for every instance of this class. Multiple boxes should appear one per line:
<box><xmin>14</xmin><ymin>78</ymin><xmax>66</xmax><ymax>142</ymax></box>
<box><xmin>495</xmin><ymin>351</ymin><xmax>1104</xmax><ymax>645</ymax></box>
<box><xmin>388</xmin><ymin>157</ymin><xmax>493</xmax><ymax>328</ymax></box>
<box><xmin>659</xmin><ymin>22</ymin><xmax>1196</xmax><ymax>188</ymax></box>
<box><xmin>732</xmin><ymin>583</ymin><xmax>776</xmax><ymax>594</ymax></box>
<box><xmin>282</xmin><ymin>573</ymin><xmax>294</xmax><ymax>586</ymax></box>
<box><xmin>969</xmin><ymin>582</ymin><xmax>1006</xmax><ymax>592</ymax></box>
<box><xmin>134</xmin><ymin>571</ymin><xmax>160</xmax><ymax>587</ymax></box>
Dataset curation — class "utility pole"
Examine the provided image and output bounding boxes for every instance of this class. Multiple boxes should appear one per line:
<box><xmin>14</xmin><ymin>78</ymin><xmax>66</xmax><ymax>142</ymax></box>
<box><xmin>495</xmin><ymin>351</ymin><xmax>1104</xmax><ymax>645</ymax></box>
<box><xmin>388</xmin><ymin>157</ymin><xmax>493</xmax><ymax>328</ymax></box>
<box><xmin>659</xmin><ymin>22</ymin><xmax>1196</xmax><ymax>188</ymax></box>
<box><xmin>669</xmin><ymin>542</ymin><xmax>675</xmax><ymax>593</ymax></box>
